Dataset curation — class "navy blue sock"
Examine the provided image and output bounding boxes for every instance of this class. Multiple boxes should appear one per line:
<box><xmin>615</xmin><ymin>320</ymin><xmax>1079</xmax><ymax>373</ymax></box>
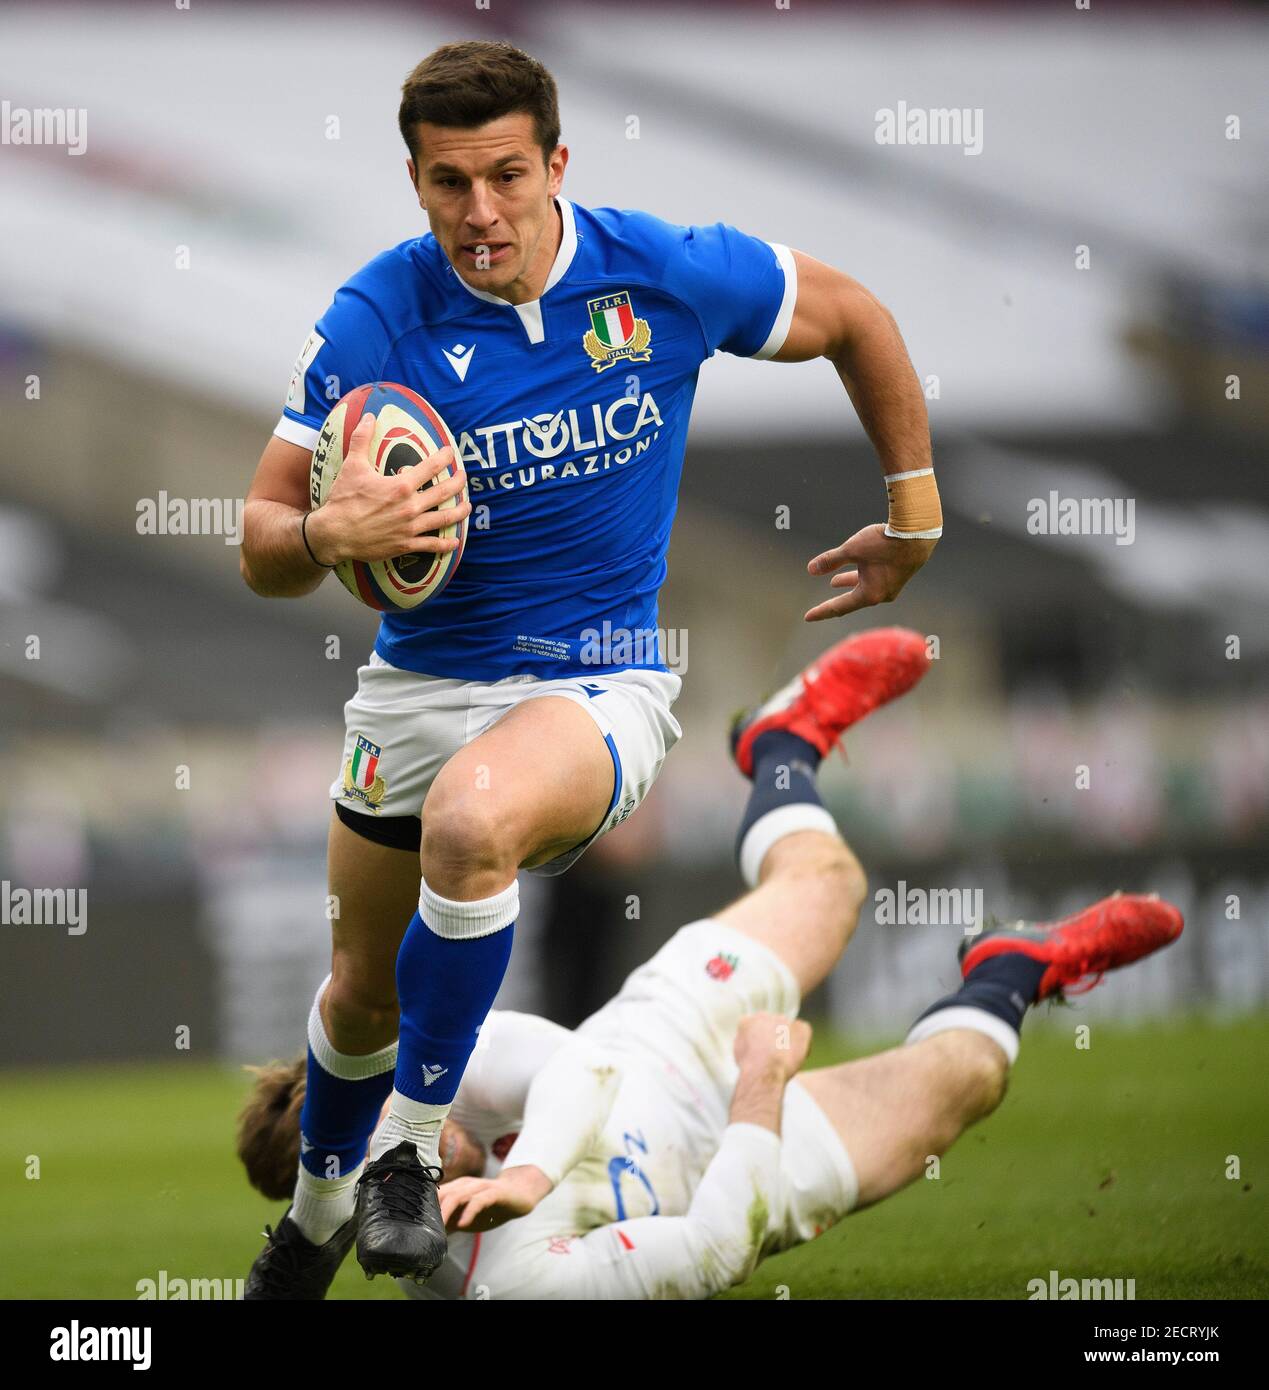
<box><xmin>912</xmin><ymin>952</ymin><xmax>1050</xmax><ymax>1037</ymax></box>
<box><xmin>393</xmin><ymin>883</ymin><xmax>517</xmax><ymax>1107</ymax></box>
<box><xmin>735</xmin><ymin>731</ymin><xmax>826</xmax><ymax>871</ymax></box>
<box><xmin>298</xmin><ymin>1043</ymin><xmax>395</xmax><ymax>1180</ymax></box>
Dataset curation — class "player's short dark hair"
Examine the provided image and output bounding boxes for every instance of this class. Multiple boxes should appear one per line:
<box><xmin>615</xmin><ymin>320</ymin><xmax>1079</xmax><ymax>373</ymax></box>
<box><xmin>235</xmin><ymin>1056</ymin><xmax>306</xmax><ymax>1202</ymax></box>
<box><xmin>399</xmin><ymin>41</ymin><xmax>561</xmax><ymax>168</ymax></box>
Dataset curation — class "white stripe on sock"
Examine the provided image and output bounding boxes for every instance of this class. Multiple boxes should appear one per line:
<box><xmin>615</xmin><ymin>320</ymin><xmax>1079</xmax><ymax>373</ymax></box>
<box><xmin>904</xmin><ymin>1005</ymin><xmax>1020</xmax><ymax>1065</ymax></box>
<box><xmin>307</xmin><ymin>976</ymin><xmax>398</xmax><ymax>1080</ymax></box>
<box><xmin>739</xmin><ymin>804</ymin><xmax>840</xmax><ymax>889</ymax></box>
<box><xmin>419</xmin><ymin>877</ymin><xmax>519</xmax><ymax>940</ymax></box>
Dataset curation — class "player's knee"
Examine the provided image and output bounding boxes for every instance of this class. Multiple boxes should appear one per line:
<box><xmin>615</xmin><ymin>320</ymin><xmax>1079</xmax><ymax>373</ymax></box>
<box><xmin>419</xmin><ymin>782</ymin><xmax>521</xmax><ymax>881</ymax></box>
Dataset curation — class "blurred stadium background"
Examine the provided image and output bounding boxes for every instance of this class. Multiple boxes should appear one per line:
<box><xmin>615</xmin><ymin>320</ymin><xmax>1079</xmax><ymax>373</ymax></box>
<box><xmin>1</xmin><ymin>0</ymin><xmax>1266</xmax><ymax>1299</ymax></box>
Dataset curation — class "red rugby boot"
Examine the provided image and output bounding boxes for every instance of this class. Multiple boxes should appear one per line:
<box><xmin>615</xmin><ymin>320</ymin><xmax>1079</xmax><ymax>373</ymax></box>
<box><xmin>959</xmin><ymin>893</ymin><xmax>1184</xmax><ymax>1000</ymax></box>
<box><xmin>731</xmin><ymin>627</ymin><xmax>931</xmax><ymax>778</ymax></box>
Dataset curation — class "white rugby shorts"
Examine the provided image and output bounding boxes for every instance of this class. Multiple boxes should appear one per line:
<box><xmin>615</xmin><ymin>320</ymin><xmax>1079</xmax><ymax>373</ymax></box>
<box><xmin>577</xmin><ymin>920</ymin><xmax>860</xmax><ymax>1251</ymax></box>
<box><xmin>330</xmin><ymin>652</ymin><xmax>682</xmax><ymax>875</ymax></box>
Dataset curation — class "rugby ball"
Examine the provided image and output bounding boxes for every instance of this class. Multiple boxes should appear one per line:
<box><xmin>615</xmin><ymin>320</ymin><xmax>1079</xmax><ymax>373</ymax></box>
<box><xmin>309</xmin><ymin>382</ymin><xmax>468</xmax><ymax>612</ymax></box>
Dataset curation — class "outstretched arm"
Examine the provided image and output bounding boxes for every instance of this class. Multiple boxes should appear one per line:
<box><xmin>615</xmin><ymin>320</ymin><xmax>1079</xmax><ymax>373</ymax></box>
<box><xmin>776</xmin><ymin>250</ymin><xmax>941</xmax><ymax>622</ymax></box>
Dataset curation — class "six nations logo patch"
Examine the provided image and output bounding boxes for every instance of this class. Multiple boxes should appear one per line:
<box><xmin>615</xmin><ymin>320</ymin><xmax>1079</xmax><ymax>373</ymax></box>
<box><xmin>583</xmin><ymin>291</ymin><xmax>652</xmax><ymax>372</ymax></box>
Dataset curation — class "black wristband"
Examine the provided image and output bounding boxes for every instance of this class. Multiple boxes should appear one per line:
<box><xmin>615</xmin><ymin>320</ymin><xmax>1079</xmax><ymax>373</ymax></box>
<box><xmin>301</xmin><ymin>510</ymin><xmax>336</xmax><ymax>568</ymax></box>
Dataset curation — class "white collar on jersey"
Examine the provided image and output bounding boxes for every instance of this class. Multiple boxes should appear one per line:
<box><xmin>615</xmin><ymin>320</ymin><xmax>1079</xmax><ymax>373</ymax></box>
<box><xmin>448</xmin><ymin>196</ymin><xmax>578</xmax><ymax>345</ymax></box>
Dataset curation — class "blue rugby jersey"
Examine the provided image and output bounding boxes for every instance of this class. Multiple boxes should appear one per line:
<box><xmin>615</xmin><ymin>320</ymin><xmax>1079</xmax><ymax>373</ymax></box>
<box><xmin>276</xmin><ymin>197</ymin><xmax>796</xmax><ymax>680</ymax></box>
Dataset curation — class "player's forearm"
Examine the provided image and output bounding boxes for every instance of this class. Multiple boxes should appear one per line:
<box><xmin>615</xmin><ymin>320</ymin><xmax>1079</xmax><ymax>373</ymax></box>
<box><xmin>240</xmin><ymin>498</ymin><xmax>330</xmax><ymax>597</ymax></box>
<box><xmin>502</xmin><ymin>1037</ymin><xmax>623</xmax><ymax>1187</ymax></box>
<box><xmin>727</xmin><ymin>1061</ymin><xmax>789</xmax><ymax>1135</ymax></box>
<box><xmin>830</xmin><ymin>294</ymin><xmax>932</xmax><ymax>478</ymax></box>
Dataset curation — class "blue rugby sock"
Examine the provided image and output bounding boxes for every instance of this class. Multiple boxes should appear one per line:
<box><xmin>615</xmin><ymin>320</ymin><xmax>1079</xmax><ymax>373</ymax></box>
<box><xmin>906</xmin><ymin>953</ymin><xmax>1050</xmax><ymax>1064</ymax></box>
<box><xmin>735</xmin><ymin>730</ymin><xmax>839</xmax><ymax>887</ymax></box>
<box><xmin>371</xmin><ymin>878</ymin><xmax>517</xmax><ymax>1166</ymax></box>
<box><xmin>292</xmin><ymin>978</ymin><xmax>397</xmax><ymax>1243</ymax></box>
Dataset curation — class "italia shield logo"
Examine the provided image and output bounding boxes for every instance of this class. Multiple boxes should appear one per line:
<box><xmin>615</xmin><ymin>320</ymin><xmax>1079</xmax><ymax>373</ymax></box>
<box><xmin>583</xmin><ymin>291</ymin><xmax>652</xmax><ymax>372</ymax></box>
<box><xmin>342</xmin><ymin>734</ymin><xmax>387</xmax><ymax>812</ymax></box>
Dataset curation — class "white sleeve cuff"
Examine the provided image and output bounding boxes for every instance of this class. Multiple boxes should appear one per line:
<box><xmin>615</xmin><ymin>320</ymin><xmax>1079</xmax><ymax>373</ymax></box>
<box><xmin>273</xmin><ymin>414</ymin><xmax>320</xmax><ymax>451</ymax></box>
<box><xmin>751</xmin><ymin>242</ymin><xmax>798</xmax><ymax>360</ymax></box>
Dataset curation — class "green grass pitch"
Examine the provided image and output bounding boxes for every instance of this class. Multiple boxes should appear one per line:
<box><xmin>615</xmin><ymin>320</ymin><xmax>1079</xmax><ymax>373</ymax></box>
<box><xmin>2</xmin><ymin>1016</ymin><xmax>1265</xmax><ymax>1300</ymax></box>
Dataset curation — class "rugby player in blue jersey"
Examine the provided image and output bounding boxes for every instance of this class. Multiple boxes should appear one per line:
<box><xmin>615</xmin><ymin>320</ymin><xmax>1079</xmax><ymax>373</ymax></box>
<box><xmin>240</xmin><ymin>40</ymin><xmax>943</xmax><ymax>1297</ymax></box>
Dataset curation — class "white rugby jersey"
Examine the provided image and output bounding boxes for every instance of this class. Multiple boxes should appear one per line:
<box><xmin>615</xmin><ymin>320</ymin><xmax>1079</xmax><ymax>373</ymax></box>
<box><xmin>405</xmin><ymin>1010</ymin><xmax>781</xmax><ymax>1301</ymax></box>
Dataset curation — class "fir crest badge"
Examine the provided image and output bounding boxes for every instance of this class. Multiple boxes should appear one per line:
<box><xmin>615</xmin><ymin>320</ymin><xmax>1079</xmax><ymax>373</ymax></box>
<box><xmin>342</xmin><ymin>734</ymin><xmax>387</xmax><ymax>812</ymax></box>
<box><xmin>583</xmin><ymin>291</ymin><xmax>652</xmax><ymax>372</ymax></box>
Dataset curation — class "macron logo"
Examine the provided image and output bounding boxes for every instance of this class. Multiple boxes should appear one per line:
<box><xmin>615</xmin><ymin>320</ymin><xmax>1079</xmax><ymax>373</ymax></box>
<box><xmin>421</xmin><ymin>1063</ymin><xmax>448</xmax><ymax>1087</ymax></box>
<box><xmin>443</xmin><ymin>343</ymin><xmax>474</xmax><ymax>382</ymax></box>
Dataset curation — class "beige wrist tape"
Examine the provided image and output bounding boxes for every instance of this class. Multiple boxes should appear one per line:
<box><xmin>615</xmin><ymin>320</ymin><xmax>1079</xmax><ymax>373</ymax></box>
<box><xmin>884</xmin><ymin>467</ymin><xmax>943</xmax><ymax>539</ymax></box>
